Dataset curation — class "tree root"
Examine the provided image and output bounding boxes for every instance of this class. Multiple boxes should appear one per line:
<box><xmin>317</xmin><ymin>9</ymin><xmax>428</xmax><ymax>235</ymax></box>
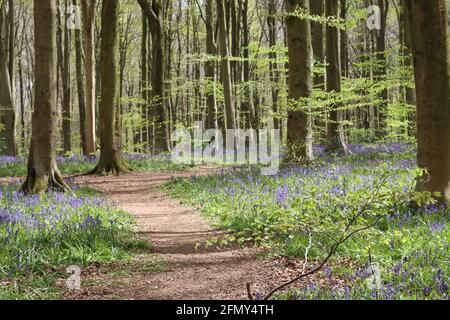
<box><xmin>21</xmin><ymin>167</ymin><xmax>72</xmax><ymax>194</ymax></box>
<box><xmin>88</xmin><ymin>159</ymin><xmax>132</xmax><ymax>176</ymax></box>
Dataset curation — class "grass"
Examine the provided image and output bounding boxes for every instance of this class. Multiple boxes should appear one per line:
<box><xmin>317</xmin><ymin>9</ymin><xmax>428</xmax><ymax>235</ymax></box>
<box><xmin>166</xmin><ymin>142</ymin><xmax>450</xmax><ymax>300</ymax></box>
<box><xmin>0</xmin><ymin>182</ymin><xmax>149</xmax><ymax>299</ymax></box>
<box><xmin>0</xmin><ymin>153</ymin><xmax>193</xmax><ymax>177</ymax></box>
<box><xmin>0</xmin><ymin>151</ymin><xmax>189</xmax><ymax>299</ymax></box>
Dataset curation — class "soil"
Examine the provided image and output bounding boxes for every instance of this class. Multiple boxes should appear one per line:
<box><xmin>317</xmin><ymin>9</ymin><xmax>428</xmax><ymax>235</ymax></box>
<box><xmin>62</xmin><ymin>167</ymin><xmax>320</xmax><ymax>300</ymax></box>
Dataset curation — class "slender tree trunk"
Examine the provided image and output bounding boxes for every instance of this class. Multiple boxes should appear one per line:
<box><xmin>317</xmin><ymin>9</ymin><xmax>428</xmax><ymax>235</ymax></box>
<box><xmin>18</xmin><ymin>53</ymin><xmax>25</xmax><ymax>148</ymax></box>
<box><xmin>22</xmin><ymin>0</ymin><xmax>70</xmax><ymax>194</ymax></box>
<box><xmin>310</xmin><ymin>0</ymin><xmax>326</xmax><ymax>141</ymax></box>
<box><xmin>311</xmin><ymin>0</ymin><xmax>324</xmax><ymax>88</ymax></box>
<box><xmin>0</xmin><ymin>0</ymin><xmax>17</xmax><ymax>156</ymax></box>
<box><xmin>268</xmin><ymin>0</ymin><xmax>280</xmax><ymax>131</ymax></box>
<box><xmin>240</xmin><ymin>0</ymin><xmax>256</xmax><ymax>129</ymax></box>
<box><xmin>73</xmin><ymin>0</ymin><xmax>86</xmax><ymax>155</ymax></box>
<box><xmin>216</xmin><ymin>0</ymin><xmax>235</xmax><ymax>130</ymax></box>
<box><xmin>138</xmin><ymin>0</ymin><xmax>169</xmax><ymax>153</ymax></box>
<box><xmin>7</xmin><ymin>0</ymin><xmax>14</xmax><ymax>90</ymax></box>
<box><xmin>140</xmin><ymin>12</ymin><xmax>149</xmax><ymax>150</ymax></box>
<box><xmin>325</xmin><ymin>0</ymin><xmax>349</xmax><ymax>154</ymax></box>
<box><xmin>91</xmin><ymin>0</ymin><xmax>129</xmax><ymax>175</ymax></box>
<box><xmin>80</xmin><ymin>0</ymin><xmax>97</xmax><ymax>154</ymax></box>
<box><xmin>400</xmin><ymin>0</ymin><xmax>416</xmax><ymax>138</ymax></box>
<box><xmin>205</xmin><ymin>0</ymin><xmax>217</xmax><ymax>130</ymax></box>
<box><xmin>61</xmin><ymin>0</ymin><xmax>72</xmax><ymax>153</ymax></box>
<box><xmin>407</xmin><ymin>0</ymin><xmax>450</xmax><ymax>204</ymax></box>
<box><xmin>374</xmin><ymin>0</ymin><xmax>388</xmax><ymax>137</ymax></box>
<box><xmin>340</xmin><ymin>0</ymin><xmax>348</xmax><ymax>78</ymax></box>
<box><xmin>285</xmin><ymin>0</ymin><xmax>314</xmax><ymax>162</ymax></box>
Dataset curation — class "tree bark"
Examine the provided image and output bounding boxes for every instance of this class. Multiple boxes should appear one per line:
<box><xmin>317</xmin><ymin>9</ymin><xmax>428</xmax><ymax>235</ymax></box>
<box><xmin>400</xmin><ymin>0</ymin><xmax>416</xmax><ymax>138</ymax></box>
<box><xmin>205</xmin><ymin>0</ymin><xmax>217</xmax><ymax>130</ymax></box>
<box><xmin>310</xmin><ymin>0</ymin><xmax>324</xmax><ymax>89</ymax></box>
<box><xmin>0</xmin><ymin>0</ymin><xmax>17</xmax><ymax>156</ymax></box>
<box><xmin>22</xmin><ymin>0</ymin><xmax>70</xmax><ymax>194</ymax></box>
<box><xmin>310</xmin><ymin>0</ymin><xmax>326</xmax><ymax>140</ymax></box>
<box><xmin>240</xmin><ymin>0</ymin><xmax>256</xmax><ymax>129</ymax></box>
<box><xmin>91</xmin><ymin>0</ymin><xmax>129</xmax><ymax>175</ymax></box>
<box><xmin>80</xmin><ymin>0</ymin><xmax>97</xmax><ymax>154</ymax></box>
<box><xmin>137</xmin><ymin>0</ymin><xmax>169</xmax><ymax>153</ymax></box>
<box><xmin>73</xmin><ymin>0</ymin><xmax>87</xmax><ymax>155</ymax></box>
<box><xmin>407</xmin><ymin>0</ymin><xmax>450</xmax><ymax>204</ymax></box>
<box><xmin>285</xmin><ymin>0</ymin><xmax>314</xmax><ymax>162</ymax></box>
<box><xmin>139</xmin><ymin>11</ymin><xmax>149</xmax><ymax>150</ymax></box>
<box><xmin>374</xmin><ymin>0</ymin><xmax>388</xmax><ymax>137</ymax></box>
<box><xmin>216</xmin><ymin>0</ymin><xmax>235</xmax><ymax>130</ymax></box>
<box><xmin>61</xmin><ymin>0</ymin><xmax>72</xmax><ymax>153</ymax></box>
<box><xmin>268</xmin><ymin>0</ymin><xmax>280</xmax><ymax>131</ymax></box>
<box><xmin>325</xmin><ymin>0</ymin><xmax>349</xmax><ymax>154</ymax></box>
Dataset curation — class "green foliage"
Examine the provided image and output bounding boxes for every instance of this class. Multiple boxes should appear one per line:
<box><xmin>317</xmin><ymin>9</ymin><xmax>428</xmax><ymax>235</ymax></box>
<box><xmin>0</xmin><ymin>154</ymin><xmax>192</xmax><ymax>177</ymax></box>
<box><xmin>0</xmin><ymin>184</ymin><xmax>143</xmax><ymax>299</ymax></box>
<box><xmin>166</xmin><ymin>144</ymin><xmax>450</xmax><ymax>299</ymax></box>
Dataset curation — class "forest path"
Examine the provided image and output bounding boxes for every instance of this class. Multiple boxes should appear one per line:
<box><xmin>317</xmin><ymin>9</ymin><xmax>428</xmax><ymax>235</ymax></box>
<box><xmin>68</xmin><ymin>167</ymin><xmax>290</xmax><ymax>300</ymax></box>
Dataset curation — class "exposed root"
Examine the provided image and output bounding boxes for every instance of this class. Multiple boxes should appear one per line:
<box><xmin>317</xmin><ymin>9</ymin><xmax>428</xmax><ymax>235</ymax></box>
<box><xmin>21</xmin><ymin>168</ymin><xmax>72</xmax><ymax>194</ymax></box>
<box><xmin>88</xmin><ymin>159</ymin><xmax>132</xmax><ymax>176</ymax></box>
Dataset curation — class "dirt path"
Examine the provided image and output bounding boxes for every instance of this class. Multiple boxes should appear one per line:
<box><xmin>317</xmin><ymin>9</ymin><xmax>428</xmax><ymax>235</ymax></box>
<box><xmin>68</xmin><ymin>167</ymin><xmax>298</xmax><ymax>300</ymax></box>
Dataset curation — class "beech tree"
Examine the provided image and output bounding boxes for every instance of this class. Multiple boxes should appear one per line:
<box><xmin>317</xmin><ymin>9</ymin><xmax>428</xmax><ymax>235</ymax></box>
<box><xmin>59</xmin><ymin>0</ymin><xmax>72</xmax><ymax>153</ymax></box>
<box><xmin>216</xmin><ymin>0</ymin><xmax>235</xmax><ymax>131</ymax></box>
<box><xmin>91</xmin><ymin>0</ymin><xmax>129</xmax><ymax>174</ymax></box>
<box><xmin>407</xmin><ymin>0</ymin><xmax>450</xmax><ymax>204</ymax></box>
<box><xmin>22</xmin><ymin>0</ymin><xmax>70</xmax><ymax>193</ymax></box>
<box><xmin>204</xmin><ymin>0</ymin><xmax>217</xmax><ymax>130</ymax></box>
<box><xmin>325</xmin><ymin>0</ymin><xmax>349</xmax><ymax>154</ymax></box>
<box><xmin>285</xmin><ymin>0</ymin><xmax>313</xmax><ymax>162</ymax></box>
<box><xmin>373</xmin><ymin>0</ymin><xmax>389</xmax><ymax>137</ymax></box>
<box><xmin>137</xmin><ymin>0</ymin><xmax>169</xmax><ymax>153</ymax></box>
<box><xmin>80</xmin><ymin>0</ymin><xmax>97</xmax><ymax>155</ymax></box>
<box><xmin>73</xmin><ymin>0</ymin><xmax>87</xmax><ymax>155</ymax></box>
<box><xmin>0</xmin><ymin>0</ymin><xmax>17</xmax><ymax>156</ymax></box>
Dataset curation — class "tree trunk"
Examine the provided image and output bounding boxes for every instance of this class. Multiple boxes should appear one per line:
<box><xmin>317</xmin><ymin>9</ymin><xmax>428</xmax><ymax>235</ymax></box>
<box><xmin>240</xmin><ymin>0</ymin><xmax>256</xmax><ymax>129</ymax></box>
<box><xmin>80</xmin><ymin>0</ymin><xmax>97</xmax><ymax>154</ymax></box>
<box><xmin>137</xmin><ymin>0</ymin><xmax>169</xmax><ymax>153</ymax></box>
<box><xmin>205</xmin><ymin>0</ymin><xmax>217</xmax><ymax>130</ymax></box>
<box><xmin>18</xmin><ymin>52</ymin><xmax>25</xmax><ymax>149</ymax></box>
<box><xmin>407</xmin><ymin>0</ymin><xmax>450</xmax><ymax>204</ymax></box>
<box><xmin>268</xmin><ymin>0</ymin><xmax>280</xmax><ymax>131</ymax></box>
<box><xmin>73</xmin><ymin>0</ymin><xmax>87</xmax><ymax>155</ymax></box>
<box><xmin>61</xmin><ymin>0</ymin><xmax>72</xmax><ymax>153</ymax></box>
<box><xmin>285</xmin><ymin>0</ymin><xmax>314</xmax><ymax>162</ymax></box>
<box><xmin>0</xmin><ymin>0</ymin><xmax>17</xmax><ymax>156</ymax></box>
<box><xmin>140</xmin><ymin>11</ymin><xmax>149</xmax><ymax>150</ymax></box>
<box><xmin>22</xmin><ymin>0</ymin><xmax>70</xmax><ymax>194</ymax></box>
<box><xmin>400</xmin><ymin>0</ymin><xmax>416</xmax><ymax>138</ymax></box>
<box><xmin>374</xmin><ymin>0</ymin><xmax>388</xmax><ymax>138</ymax></box>
<box><xmin>310</xmin><ymin>0</ymin><xmax>324</xmax><ymax>88</ymax></box>
<box><xmin>91</xmin><ymin>0</ymin><xmax>129</xmax><ymax>175</ymax></box>
<box><xmin>310</xmin><ymin>0</ymin><xmax>326</xmax><ymax>141</ymax></box>
<box><xmin>216</xmin><ymin>0</ymin><xmax>235</xmax><ymax>130</ymax></box>
<box><xmin>325</xmin><ymin>0</ymin><xmax>349</xmax><ymax>154</ymax></box>
<box><xmin>340</xmin><ymin>0</ymin><xmax>349</xmax><ymax>78</ymax></box>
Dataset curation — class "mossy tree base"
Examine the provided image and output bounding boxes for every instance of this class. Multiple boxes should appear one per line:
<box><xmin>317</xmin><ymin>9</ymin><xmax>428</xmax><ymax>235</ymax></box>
<box><xmin>21</xmin><ymin>167</ymin><xmax>71</xmax><ymax>194</ymax></box>
<box><xmin>325</xmin><ymin>136</ymin><xmax>352</xmax><ymax>156</ymax></box>
<box><xmin>89</xmin><ymin>154</ymin><xmax>131</xmax><ymax>176</ymax></box>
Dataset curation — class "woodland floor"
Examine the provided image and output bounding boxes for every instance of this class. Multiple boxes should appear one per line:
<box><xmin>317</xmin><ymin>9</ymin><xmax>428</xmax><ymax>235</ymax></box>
<box><xmin>61</xmin><ymin>167</ymin><xmax>320</xmax><ymax>300</ymax></box>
